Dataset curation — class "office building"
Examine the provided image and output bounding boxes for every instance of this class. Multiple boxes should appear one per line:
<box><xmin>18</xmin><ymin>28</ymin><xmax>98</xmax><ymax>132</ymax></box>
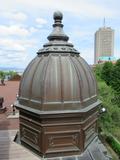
<box><xmin>94</xmin><ymin>26</ymin><xmax>114</xmax><ymax>64</ymax></box>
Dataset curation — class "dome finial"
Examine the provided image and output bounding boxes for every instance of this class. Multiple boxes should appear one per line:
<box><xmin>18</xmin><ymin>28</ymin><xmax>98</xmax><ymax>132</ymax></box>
<box><xmin>47</xmin><ymin>11</ymin><xmax>69</xmax><ymax>41</ymax></box>
<box><xmin>53</xmin><ymin>11</ymin><xmax>63</xmax><ymax>23</ymax></box>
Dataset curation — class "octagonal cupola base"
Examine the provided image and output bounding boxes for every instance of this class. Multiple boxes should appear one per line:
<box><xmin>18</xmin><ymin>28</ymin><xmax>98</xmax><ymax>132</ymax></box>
<box><xmin>15</xmin><ymin>99</ymin><xmax>101</xmax><ymax>158</ymax></box>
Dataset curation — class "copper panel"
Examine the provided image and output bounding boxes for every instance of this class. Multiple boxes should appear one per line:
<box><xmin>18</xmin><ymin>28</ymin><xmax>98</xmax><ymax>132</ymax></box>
<box><xmin>21</xmin><ymin>125</ymin><xmax>41</xmax><ymax>152</ymax></box>
<box><xmin>46</xmin><ymin>132</ymin><xmax>80</xmax><ymax>151</ymax></box>
<box><xmin>84</xmin><ymin>122</ymin><xmax>97</xmax><ymax>148</ymax></box>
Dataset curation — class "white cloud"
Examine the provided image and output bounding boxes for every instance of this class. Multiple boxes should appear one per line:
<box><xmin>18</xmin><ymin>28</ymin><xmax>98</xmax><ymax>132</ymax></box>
<box><xmin>5</xmin><ymin>0</ymin><xmax>117</xmax><ymax>18</ymax></box>
<box><xmin>0</xmin><ymin>25</ymin><xmax>29</xmax><ymax>37</ymax></box>
<box><xmin>0</xmin><ymin>24</ymin><xmax>39</xmax><ymax>37</ymax></box>
<box><xmin>29</xmin><ymin>27</ymin><xmax>39</xmax><ymax>33</ymax></box>
<box><xmin>0</xmin><ymin>39</ymin><xmax>25</xmax><ymax>51</ymax></box>
<box><xmin>0</xmin><ymin>38</ymin><xmax>37</xmax><ymax>67</ymax></box>
<box><xmin>36</xmin><ymin>18</ymin><xmax>47</xmax><ymax>28</ymax></box>
<box><xmin>2</xmin><ymin>11</ymin><xmax>27</xmax><ymax>22</ymax></box>
<box><xmin>0</xmin><ymin>51</ymin><xmax>29</xmax><ymax>67</ymax></box>
<box><xmin>36</xmin><ymin>18</ymin><xmax>47</xmax><ymax>25</ymax></box>
<box><xmin>0</xmin><ymin>47</ymin><xmax>28</xmax><ymax>66</ymax></box>
<box><xmin>0</xmin><ymin>38</ymin><xmax>37</xmax><ymax>51</ymax></box>
<box><xmin>0</xmin><ymin>0</ymin><xmax>118</xmax><ymax>19</ymax></box>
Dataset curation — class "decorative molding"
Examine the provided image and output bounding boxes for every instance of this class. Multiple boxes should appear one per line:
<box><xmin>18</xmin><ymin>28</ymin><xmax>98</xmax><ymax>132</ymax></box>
<box><xmin>21</xmin><ymin>126</ymin><xmax>38</xmax><ymax>145</ymax></box>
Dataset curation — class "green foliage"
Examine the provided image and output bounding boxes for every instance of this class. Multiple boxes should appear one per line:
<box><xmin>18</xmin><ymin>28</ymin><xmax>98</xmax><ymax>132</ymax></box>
<box><xmin>110</xmin><ymin>59</ymin><xmax>120</xmax><ymax>94</ymax></box>
<box><xmin>0</xmin><ymin>71</ymin><xmax>5</xmax><ymax>79</ymax></box>
<box><xmin>106</xmin><ymin>135</ymin><xmax>120</xmax><ymax>156</ymax></box>
<box><xmin>93</xmin><ymin>64</ymin><xmax>103</xmax><ymax>81</ymax></box>
<box><xmin>101</xmin><ymin>61</ymin><xmax>113</xmax><ymax>85</ymax></box>
<box><xmin>98</xmin><ymin>80</ymin><xmax>120</xmax><ymax>138</ymax></box>
<box><xmin>8</xmin><ymin>71</ymin><xmax>17</xmax><ymax>77</ymax></box>
<box><xmin>94</xmin><ymin>62</ymin><xmax>120</xmax><ymax>141</ymax></box>
<box><xmin>0</xmin><ymin>70</ymin><xmax>17</xmax><ymax>80</ymax></box>
<box><xmin>98</xmin><ymin>81</ymin><xmax>116</xmax><ymax>133</ymax></box>
<box><xmin>111</xmin><ymin>110</ymin><xmax>120</xmax><ymax>127</ymax></box>
<box><xmin>109</xmin><ymin>59</ymin><xmax>120</xmax><ymax>106</ymax></box>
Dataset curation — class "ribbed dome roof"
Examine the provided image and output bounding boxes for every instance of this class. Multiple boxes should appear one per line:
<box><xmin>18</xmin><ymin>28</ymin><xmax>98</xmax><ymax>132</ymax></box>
<box><xmin>18</xmin><ymin>11</ymin><xmax>98</xmax><ymax>111</ymax></box>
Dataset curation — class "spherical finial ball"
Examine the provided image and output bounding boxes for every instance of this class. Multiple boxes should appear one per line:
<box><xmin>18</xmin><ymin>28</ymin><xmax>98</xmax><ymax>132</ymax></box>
<box><xmin>53</xmin><ymin>11</ymin><xmax>63</xmax><ymax>20</ymax></box>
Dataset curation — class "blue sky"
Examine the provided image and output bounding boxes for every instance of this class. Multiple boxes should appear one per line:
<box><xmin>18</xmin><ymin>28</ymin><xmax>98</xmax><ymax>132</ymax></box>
<box><xmin>0</xmin><ymin>0</ymin><xmax>120</xmax><ymax>68</ymax></box>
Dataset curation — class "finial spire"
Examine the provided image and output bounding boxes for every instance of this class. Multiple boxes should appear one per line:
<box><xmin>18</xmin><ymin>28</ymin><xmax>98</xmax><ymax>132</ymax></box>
<box><xmin>37</xmin><ymin>11</ymin><xmax>79</xmax><ymax>55</ymax></box>
<box><xmin>47</xmin><ymin>11</ymin><xmax>69</xmax><ymax>41</ymax></box>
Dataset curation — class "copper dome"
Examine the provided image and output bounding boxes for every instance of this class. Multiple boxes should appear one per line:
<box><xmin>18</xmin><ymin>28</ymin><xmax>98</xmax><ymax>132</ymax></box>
<box><xmin>18</xmin><ymin>11</ymin><xmax>98</xmax><ymax>111</ymax></box>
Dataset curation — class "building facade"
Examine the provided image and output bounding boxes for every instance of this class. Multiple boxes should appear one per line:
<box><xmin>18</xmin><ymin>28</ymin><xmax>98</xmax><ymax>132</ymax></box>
<box><xmin>94</xmin><ymin>27</ymin><xmax>114</xmax><ymax>64</ymax></box>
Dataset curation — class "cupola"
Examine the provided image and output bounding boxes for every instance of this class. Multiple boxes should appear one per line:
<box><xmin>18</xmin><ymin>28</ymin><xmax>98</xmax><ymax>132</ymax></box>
<box><xmin>15</xmin><ymin>11</ymin><xmax>101</xmax><ymax>158</ymax></box>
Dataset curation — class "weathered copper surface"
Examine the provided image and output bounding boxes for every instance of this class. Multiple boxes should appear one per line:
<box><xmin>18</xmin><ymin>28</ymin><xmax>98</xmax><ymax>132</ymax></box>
<box><xmin>18</xmin><ymin>106</ymin><xmax>99</xmax><ymax>157</ymax></box>
<box><xmin>15</xmin><ymin>11</ymin><xmax>101</xmax><ymax>158</ymax></box>
<box><xmin>18</xmin><ymin>11</ymin><xmax>98</xmax><ymax>112</ymax></box>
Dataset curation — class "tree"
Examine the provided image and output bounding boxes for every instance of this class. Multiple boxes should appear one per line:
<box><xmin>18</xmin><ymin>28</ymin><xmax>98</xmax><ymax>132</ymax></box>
<box><xmin>110</xmin><ymin>59</ymin><xmax>120</xmax><ymax>105</ymax></box>
<box><xmin>93</xmin><ymin>62</ymin><xmax>120</xmax><ymax>140</ymax></box>
<box><xmin>0</xmin><ymin>71</ymin><xmax>5</xmax><ymax>79</ymax></box>
<box><xmin>0</xmin><ymin>71</ymin><xmax>5</xmax><ymax>85</ymax></box>
<box><xmin>93</xmin><ymin>64</ymin><xmax>103</xmax><ymax>81</ymax></box>
<box><xmin>110</xmin><ymin>59</ymin><xmax>120</xmax><ymax>94</ymax></box>
<box><xmin>101</xmin><ymin>61</ymin><xmax>113</xmax><ymax>85</ymax></box>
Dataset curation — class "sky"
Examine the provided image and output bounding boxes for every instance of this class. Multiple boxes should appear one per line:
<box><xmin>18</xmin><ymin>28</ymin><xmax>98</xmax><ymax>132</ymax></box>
<box><xmin>0</xmin><ymin>0</ymin><xmax>120</xmax><ymax>69</ymax></box>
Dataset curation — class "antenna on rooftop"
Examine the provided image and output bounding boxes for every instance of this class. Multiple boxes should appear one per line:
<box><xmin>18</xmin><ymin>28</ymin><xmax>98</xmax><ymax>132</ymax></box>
<box><xmin>103</xmin><ymin>18</ymin><xmax>106</xmax><ymax>27</ymax></box>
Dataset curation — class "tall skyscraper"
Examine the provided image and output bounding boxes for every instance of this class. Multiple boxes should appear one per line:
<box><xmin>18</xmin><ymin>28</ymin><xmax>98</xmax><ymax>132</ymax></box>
<box><xmin>94</xmin><ymin>25</ymin><xmax>114</xmax><ymax>64</ymax></box>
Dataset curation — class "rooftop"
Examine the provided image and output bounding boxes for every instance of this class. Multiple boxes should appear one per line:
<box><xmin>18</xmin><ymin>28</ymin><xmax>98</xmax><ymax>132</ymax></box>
<box><xmin>0</xmin><ymin>129</ymin><xmax>111</xmax><ymax>160</ymax></box>
<box><xmin>98</xmin><ymin>56</ymin><xmax>116</xmax><ymax>61</ymax></box>
<box><xmin>0</xmin><ymin>81</ymin><xmax>19</xmax><ymax>130</ymax></box>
